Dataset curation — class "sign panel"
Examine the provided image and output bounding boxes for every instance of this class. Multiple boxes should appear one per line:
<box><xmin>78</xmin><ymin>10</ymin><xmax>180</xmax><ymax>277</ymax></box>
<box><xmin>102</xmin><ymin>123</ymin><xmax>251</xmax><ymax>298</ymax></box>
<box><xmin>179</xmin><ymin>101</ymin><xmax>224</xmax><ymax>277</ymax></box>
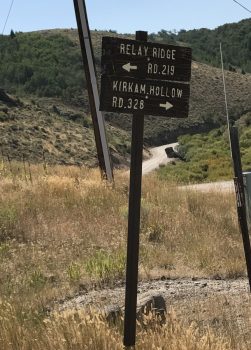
<box><xmin>100</xmin><ymin>75</ymin><xmax>190</xmax><ymax>118</ymax></box>
<box><xmin>101</xmin><ymin>37</ymin><xmax>192</xmax><ymax>82</ymax></box>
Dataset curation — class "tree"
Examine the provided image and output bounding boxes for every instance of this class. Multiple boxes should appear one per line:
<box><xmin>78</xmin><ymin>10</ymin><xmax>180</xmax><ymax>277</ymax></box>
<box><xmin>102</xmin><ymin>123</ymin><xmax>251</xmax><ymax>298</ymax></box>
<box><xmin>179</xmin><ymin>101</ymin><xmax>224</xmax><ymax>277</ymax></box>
<box><xmin>10</xmin><ymin>30</ymin><xmax>16</xmax><ymax>39</ymax></box>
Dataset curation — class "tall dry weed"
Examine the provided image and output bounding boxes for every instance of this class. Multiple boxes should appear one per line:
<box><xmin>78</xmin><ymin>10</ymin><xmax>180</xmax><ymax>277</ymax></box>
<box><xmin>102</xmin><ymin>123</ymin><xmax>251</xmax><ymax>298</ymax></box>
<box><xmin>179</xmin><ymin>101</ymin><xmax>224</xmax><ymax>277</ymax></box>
<box><xmin>0</xmin><ymin>302</ymin><xmax>233</xmax><ymax>350</ymax></box>
<box><xmin>0</xmin><ymin>164</ymin><xmax>249</xmax><ymax>349</ymax></box>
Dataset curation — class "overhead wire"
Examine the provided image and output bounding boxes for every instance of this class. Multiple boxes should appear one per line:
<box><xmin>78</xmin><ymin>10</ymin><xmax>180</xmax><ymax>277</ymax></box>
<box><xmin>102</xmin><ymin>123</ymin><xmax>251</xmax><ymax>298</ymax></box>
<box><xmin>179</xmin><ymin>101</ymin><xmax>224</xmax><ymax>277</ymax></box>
<box><xmin>232</xmin><ymin>0</ymin><xmax>251</xmax><ymax>14</ymax></box>
<box><xmin>2</xmin><ymin>0</ymin><xmax>15</xmax><ymax>35</ymax></box>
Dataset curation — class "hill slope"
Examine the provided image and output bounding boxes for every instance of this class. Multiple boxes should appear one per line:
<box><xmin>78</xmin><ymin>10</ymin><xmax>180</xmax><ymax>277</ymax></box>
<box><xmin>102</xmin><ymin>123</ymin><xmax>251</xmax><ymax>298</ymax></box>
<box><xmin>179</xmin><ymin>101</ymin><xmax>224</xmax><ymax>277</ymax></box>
<box><xmin>0</xmin><ymin>24</ymin><xmax>251</xmax><ymax>165</ymax></box>
<box><xmin>176</xmin><ymin>18</ymin><xmax>251</xmax><ymax>73</ymax></box>
<box><xmin>0</xmin><ymin>94</ymin><xmax>132</xmax><ymax>166</ymax></box>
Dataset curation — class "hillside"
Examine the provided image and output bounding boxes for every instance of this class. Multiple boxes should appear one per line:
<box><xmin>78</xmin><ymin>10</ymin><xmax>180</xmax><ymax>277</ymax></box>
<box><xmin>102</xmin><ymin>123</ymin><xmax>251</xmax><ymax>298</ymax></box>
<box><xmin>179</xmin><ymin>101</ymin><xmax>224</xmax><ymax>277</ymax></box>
<box><xmin>147</xmin><ymin>19</ymin><xmax>251</xmax><ymax>73</ymax></box>
<box><xmin>158</xmin><ymin>111</ymin><xmax>251</xmax><ymax>183</ymax></box>
<box><xmin>176</xmin><ymin>18</ymin><xmax>251</xmax><ymax>73</ymax></box>
<box><xmin>0</xmin><ymin>93</ymin><xmax>132</xmax><ymax>166</ymax></box>
<box><xmin>0</xmin><ymin>24</ymin><xmax>251</xmax><ymax>165</ymax></box>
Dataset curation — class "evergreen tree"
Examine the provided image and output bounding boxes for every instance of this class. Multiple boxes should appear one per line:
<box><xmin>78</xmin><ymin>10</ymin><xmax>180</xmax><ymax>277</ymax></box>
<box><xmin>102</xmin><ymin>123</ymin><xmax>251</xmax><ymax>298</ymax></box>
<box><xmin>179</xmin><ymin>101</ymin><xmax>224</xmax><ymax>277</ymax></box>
<box><xmin>10</xmin><ymin>30</ymin><xmax>16</xmax><ymax>39</ymax></box>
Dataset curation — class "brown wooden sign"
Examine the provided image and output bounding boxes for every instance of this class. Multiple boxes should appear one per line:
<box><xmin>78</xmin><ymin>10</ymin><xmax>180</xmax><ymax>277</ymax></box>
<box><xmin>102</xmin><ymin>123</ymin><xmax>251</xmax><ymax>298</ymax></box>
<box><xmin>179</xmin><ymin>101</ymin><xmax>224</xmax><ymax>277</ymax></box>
<box><xmin>101</xmin><ymin>37</ymin><xmax>192</xmax><ymax>82</ymax></box>
<box><xmin>100</xmin><ymin>75</ymin><xmax>190</xmax><ymax>118</ymax></box>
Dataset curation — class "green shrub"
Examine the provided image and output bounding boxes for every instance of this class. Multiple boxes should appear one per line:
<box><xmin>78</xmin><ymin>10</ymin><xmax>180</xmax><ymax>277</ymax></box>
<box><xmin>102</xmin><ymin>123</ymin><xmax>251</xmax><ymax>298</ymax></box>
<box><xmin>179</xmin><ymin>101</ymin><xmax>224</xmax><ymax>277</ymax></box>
<box><xmin>67</xmin><ymin>262</ymin><xmax>81</xmax><ymax>283</ymax></box>
<box><xmin>158</xmin><ymin>118</ymin><xmax>251</xmax><ymax>184</ymax></box>
<box><xmin>84</xmin><ymin>250</ymin><xmax>126</xmax><ymax>282</ymax></box>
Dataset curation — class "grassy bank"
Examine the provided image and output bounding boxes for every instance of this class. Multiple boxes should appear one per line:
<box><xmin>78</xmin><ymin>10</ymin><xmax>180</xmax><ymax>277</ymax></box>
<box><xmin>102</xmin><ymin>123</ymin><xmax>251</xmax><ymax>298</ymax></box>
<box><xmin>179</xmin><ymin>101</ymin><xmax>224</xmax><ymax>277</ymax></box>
<box><xmin>158</xmin><ymin>112</ymin><xmax>251</xmax><ymax>184</ymax></box>
<box><xmin>0</xmin><ymin>163</ymin><xmax>249</xmax><ymax>349</ymax></box>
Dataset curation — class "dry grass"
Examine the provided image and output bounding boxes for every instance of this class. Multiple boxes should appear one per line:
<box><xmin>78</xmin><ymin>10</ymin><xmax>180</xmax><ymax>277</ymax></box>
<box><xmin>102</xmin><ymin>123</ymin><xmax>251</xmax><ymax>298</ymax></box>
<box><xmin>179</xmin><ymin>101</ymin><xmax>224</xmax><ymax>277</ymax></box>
<box><xmin>0</xmin><ymin>302</ymin><xmax>233</xmax><ymax>350</ymax></box>
<box><xmin>0</xmin><ymin>162</ymin><xmax>250</xmax><ymax>349</ymax></box>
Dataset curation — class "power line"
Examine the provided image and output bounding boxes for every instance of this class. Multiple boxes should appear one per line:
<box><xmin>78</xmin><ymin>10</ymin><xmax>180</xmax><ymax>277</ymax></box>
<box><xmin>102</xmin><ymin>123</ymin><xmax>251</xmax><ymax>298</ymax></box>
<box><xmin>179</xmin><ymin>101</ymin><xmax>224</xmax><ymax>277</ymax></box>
<box><xmin>232</xmin><ymin>0</ymin><xmax>251</xmax><ymax>14</ymax></box>
<box><xmin>2</xmin><ymin>0</ymin><xmax>15</xmax><ymax>35</ymax></box>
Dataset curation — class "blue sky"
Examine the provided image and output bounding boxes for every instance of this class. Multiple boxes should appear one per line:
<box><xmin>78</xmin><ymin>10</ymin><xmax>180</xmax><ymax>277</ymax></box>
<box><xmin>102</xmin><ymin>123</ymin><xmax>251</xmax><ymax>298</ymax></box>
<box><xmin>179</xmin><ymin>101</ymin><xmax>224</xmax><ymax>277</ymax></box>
<box><xmin>1</xmin><ymin>0</ymin><xmax>250</xmax><ymax>35</ymax></box>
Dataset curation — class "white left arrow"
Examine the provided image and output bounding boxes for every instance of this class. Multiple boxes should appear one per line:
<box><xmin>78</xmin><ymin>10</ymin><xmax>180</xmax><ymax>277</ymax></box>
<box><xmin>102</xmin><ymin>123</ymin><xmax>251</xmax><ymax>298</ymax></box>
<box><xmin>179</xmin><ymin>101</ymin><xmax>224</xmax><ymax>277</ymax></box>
<box><xmin>122</xmin><ymin>62</ymin><xmax>138</xmax><ymax>72</ymax></box>
<box><xmin>159</xmin><ymin>101</ymin><xmax>173</xmax><ymax>110</ymax></box>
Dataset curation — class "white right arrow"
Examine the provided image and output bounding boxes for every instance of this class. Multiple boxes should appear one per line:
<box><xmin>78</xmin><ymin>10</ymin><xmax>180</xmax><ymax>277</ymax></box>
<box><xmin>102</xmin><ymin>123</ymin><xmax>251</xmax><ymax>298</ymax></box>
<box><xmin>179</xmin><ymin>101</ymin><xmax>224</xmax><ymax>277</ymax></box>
<box><xmin>159</xmin><ymin>101</ymin><xmax>173</xmax><ymax>110</ymax></box>
<box><xmin>122</xmin><ymin>62</ymin><xmax>138</xmax><ymax>72</ymax></box>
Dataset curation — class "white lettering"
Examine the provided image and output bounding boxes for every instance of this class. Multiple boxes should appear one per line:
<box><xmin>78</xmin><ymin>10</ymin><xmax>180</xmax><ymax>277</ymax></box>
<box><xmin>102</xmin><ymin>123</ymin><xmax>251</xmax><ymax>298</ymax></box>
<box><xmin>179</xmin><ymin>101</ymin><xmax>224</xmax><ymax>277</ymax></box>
<box><xmin>122</xmin><ymin>81</ymin><xmax>127</xmax><ymax>92</ymax></box>
<box><xmin>126</xmin><ymin>44</ymin><xmax>131</xmax><ymax>55</ymax></box>
<box><xmin>120</xmin><ymin>44</ymin><xmax>150</xmax><ymax>57</ymax></box>
<box><xmin>152</xmin><ymin>47</ymin><xmax>158</xmax><ymax>58</ymax></box>
<box><xmin>112</xmin><ymin>96</ymin><xmax>117</xmax><ymax>107</ymax></box>
<box><xmin>160</xmin><ymin>48</ymin><xmax>165</xmax><ymax>58</ymax></box>
<box><xmin>112</xmin><ymin>96</ymin><xmax>124</xmax><ymax>108</ymax></box>
<box><xmin>151</xmin><ymin>47</ymin><xmax>176</xmax><ymax>60</ymax></box>
<box><xmin>177</xmin><ymin>89</ymin><xmax>183</xmax><ymax>98</ymax></box>
<box><xmin>140</xmin><ymin>84</ymin><xmax>146</xmax><ymax>94</ymax></box>
<box><xmin>148</xmin><ymin>63</ymin><xmax>153</xmax><ymax>74</ymax></box>
<box><xmin>120</xmin><ymin>42</ymin><xmax>176</xmax><ymax>60</ymax></box>
<box><xmin>160</xmin><ymin>87</ymin><xmax>165</xmax><ymax>97</ymax></box>
<box><xmin>113</xmin><ymin>81</ymin><xmax>118</xmax><ymax>91</ymax></box>
<box><xmin>118</xmin><ymin>98</ymin><xmax>124</xmax><ymax>108</ymax></box>
<box><xmin>128</xmin><ymin>82</ymin><xmax>133</xmax><ymax>92</ymax></box>
<box><xmin>149</xmin><ymin>85</ymin><xmax>155</xmax><ymax>95</ymax></box>
<box><xmin>120</xmin><ymin>44</ymin><xmax>125</xmax><ymax>54</ymax></box>
<box><xmin>112</xmin><ymin>80</ymin><xmax>148</xmax><ymax>95</ymax></box>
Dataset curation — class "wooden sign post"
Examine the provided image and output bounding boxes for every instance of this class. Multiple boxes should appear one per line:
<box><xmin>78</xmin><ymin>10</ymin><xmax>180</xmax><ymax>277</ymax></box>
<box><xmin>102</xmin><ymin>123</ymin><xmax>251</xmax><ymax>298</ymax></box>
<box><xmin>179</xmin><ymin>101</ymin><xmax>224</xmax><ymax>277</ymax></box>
<box><xmin>100</xmin><ymin>31</ymin><xmax>192</xmax><ymax>347</ymax></box>
<box><xmin>123</xmin><ymin>31</ymin><xmax>147</xmax><ymax>348</ymax></box>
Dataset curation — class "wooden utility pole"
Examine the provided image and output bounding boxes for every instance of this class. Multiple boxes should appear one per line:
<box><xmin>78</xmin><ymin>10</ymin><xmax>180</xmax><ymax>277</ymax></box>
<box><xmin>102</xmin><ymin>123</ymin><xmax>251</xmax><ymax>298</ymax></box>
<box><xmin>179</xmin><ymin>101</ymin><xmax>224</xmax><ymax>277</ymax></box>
<box><xmin>230</xmin><ymin>127</ymin><xmax>251</xmax><ymax>291</ymax></box>
<box><xmin>220</xmin><ymin>43</ymin><xmax>251</xmax><ymax>291</ymax></box>
<box><xmin>73</xmin><ymin>0</ymin><xmax>113</xmax><ymax>181</ymax></box>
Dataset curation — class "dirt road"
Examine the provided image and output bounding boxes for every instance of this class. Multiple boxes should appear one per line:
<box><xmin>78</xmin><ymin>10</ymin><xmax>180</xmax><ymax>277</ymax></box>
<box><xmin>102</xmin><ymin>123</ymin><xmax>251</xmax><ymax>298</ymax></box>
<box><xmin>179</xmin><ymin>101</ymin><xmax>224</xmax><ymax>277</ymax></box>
<box><xmin>142</xmin><ymin>143</ymin><xmax>178</xmax><ymax>175</ymax></box>
<box><xmin>142</xmin><ymin>143</ymin><xmax>234</xmax><ymax>192</ymax></box>
<box><xmin>181</xmin><ymin>180</ymin><xmax>234</xmax><ymax>192</ymax></box>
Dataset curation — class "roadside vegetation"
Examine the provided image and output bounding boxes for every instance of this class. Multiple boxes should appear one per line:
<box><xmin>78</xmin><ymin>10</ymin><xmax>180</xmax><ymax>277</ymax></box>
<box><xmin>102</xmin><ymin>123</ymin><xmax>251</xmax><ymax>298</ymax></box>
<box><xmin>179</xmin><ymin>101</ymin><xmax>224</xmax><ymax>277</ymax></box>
<box><xmin>0</xmin><ymin>162</ymin><xmax>250</xmax><ymax>348</ymax></box>
<box><xmin>158</xmin><ymin>112</ymin><xmax>251</xmax><ymax>183</ymax></box>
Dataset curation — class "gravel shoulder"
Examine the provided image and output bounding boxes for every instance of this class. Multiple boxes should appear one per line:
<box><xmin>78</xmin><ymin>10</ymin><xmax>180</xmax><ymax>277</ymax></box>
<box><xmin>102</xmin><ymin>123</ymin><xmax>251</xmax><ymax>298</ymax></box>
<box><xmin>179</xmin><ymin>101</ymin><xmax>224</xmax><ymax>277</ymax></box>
<box><xmin>59</xmin><ymin>277</ymin><xmax>250</xmax><ymax>312</ymax></box>
<box><xmin>57</xmin><ymin>277</ymin><xmax>251</xmax><ymax>342</ymax></box>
